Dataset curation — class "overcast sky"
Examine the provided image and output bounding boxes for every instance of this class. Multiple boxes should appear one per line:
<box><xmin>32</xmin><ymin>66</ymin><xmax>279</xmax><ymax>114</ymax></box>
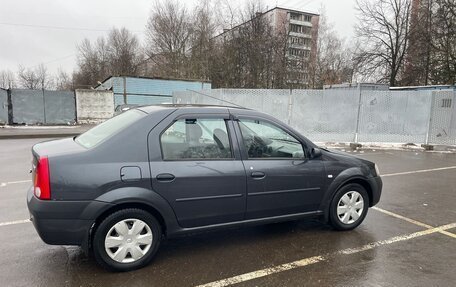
<box><xmin>0</xmin><ymin>0</ymin><xmax>357</xmax><ymax>75</ymax></box>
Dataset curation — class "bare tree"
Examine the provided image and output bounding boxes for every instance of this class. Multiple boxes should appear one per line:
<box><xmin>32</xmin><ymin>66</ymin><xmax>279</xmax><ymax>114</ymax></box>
<box><xmin>74</xmin><ymin>38</ymin><xmax>109</xmax><ymax>88</ymax></box>
<box><xmin>17</xmin><ymin>65</ymin><xmax>39</xmax><ymax>89</ymax></box>
<box><xmin>309</xmin><ymin>10</ymin><xmax>353</xmax><ymax>88</ymax></box>
<box><xmin>187</xmin><ymin>0</ymin><xmax>217</xmax><ymax>80</ymax></box>
<box><xmin>0</xmin><ymin>70</ymin><xmax>16</xmax><ymax>89</ymax></box>
<box><xmin>212</xmin><ymin>0</ymin><xmax>243</xmax><ymax>32</ymax></box>
<box><xmin>402</xmin><ymin>0</ymin><xmax>433</xmax><ymax>85</ymax></box>
<box><xmin>55</xmin><ymin>69</ymin><xmax>74</xmax><ymax>90</ymax></box>
<box><xmin>73</xmin><ymin>27</ymin><xmax>143</xmax><ymax>88</ymax></box>
<box><xmin>210</xmin><ymin>2</ymin><xmax>291</xmax><ymax>88</ymax></box>
<box><xmin>36</xmin><ymin>64</ymin><xmax>53</xmax><ymax>90</ymax></box>
<box><xmin>107</xmin><ymin>28</ymin><xmax>144</xmax><ymax>75</ymax></box>
<box><xmin>17</xmin><ymin>64</ymin><xmax>52</xmax><ymax>90</ymax></box>
<box><xmin>354</xmin><ymin>0</ymin><xmax>412</xmax><ymax>86</ymax></box>
<box><xmin>429</xmin><ymin>0</ymin><xmax>456</xmax><ymax>84</ymax></box>
<box><xmin>145</xmin><ymin>0</ymin><xmax>192</xmax><ymax>78</ymax></box>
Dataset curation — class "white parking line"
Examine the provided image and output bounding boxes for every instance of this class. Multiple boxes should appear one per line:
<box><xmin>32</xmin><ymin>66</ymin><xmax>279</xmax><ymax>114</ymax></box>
<box><xmin>0</xmin><ymin>180</ymin><xmax>31</xmax><ymax>187</ymax></box>
<box><xmin>0</xmin><ymin>219</ymin><xmax>30</xmax><ymax>227</ymax></box>
<box><xmin>372</xmin><ymin>206</ymin><xmax>433</xmax><ymax>229</ymax></box>
<box><xmin>196</xmin><ymin>256</ymin><xmax>325</xmax><ymax>287</ymax></box>
<box><xmin>381</xmin><ymin>165</ymin><xmax>456</xmax><ymax>177</ymax></box>
<box><xmin>373</xmin><ymin>206</ymin><xmax>456</xmax><ymax>239</ymax></box>
<box><xmin>195</xmin><ymin>222</ymin><xmax>456</xmax><ymax>287</ymax></box>
<box><xmin>338</xmin><ymin>222</ymin><xmax>456</xmax><ymax>254</ymax></box>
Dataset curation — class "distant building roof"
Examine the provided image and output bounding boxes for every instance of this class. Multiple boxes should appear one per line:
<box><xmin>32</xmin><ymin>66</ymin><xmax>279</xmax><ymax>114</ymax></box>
<box><xmin>94</xmin><ymin>75</ymin><xmax>212</xmax><ymax>107</ymax></box>
<box><xmin>389</xmin><ymin>85</ymin><xmax>456</xmax><ymax>91</ymax></box>
<box><xmin>324</xmin><ymin>83</ymin><xmax>389</xmax><ymax>90</ymax></box>
<box><xmin>95</xmin><ymin>75</ymin><xmax>211</xmax><ymax>89</ymax></box>
<box><xmin>214</xmin><ymin>6</ymin><xmax>319</xmax><ymax>38</ymax></box>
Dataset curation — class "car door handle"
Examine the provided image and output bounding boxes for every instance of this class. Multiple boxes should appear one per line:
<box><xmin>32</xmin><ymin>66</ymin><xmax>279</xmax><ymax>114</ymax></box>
<box><xmin>156</xmin><ymin>173</ymin><xmax>175</xmax><ymax>182</ymax></box>
<box><xmin>251</xmin><ymin>171</ymin><xmax>265</xmax><ymax>179</ymax></box>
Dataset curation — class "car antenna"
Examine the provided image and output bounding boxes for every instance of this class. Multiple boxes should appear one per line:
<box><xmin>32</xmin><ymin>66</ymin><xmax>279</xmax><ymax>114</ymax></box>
<box><xmin>185</xmin><ymin>89</ymin><xmax>245</xmax><ymax>108</ymax></box>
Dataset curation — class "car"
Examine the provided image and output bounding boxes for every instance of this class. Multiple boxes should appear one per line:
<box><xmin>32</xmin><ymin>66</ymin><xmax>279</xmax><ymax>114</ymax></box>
<box><xmin>27</xmin><ymin>104</ymin><xmax>382</xmax><ymax>272</ymax></box>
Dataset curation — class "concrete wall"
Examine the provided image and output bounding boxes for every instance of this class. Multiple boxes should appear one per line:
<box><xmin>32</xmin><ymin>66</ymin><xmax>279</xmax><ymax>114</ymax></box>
<box><xmin>75</xmin><ymin>89</ymin><xmax>114</xmax><ymax>123</ymax></box>
<box><xmin>0</xmin><ymin>89</ymin><xmax>7</xmax><ymax>124</ymax></box>
<box><xmin>10</xmin><ymin>89</ymin><xmax>76</xmax><ymax>125</ymax></box>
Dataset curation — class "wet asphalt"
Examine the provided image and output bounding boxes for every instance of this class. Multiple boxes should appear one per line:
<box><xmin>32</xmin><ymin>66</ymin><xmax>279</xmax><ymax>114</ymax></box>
<box><xmin>0</xmin><ymin>138</ymin><xmax>455</xmax><ymax>287</ymax></box>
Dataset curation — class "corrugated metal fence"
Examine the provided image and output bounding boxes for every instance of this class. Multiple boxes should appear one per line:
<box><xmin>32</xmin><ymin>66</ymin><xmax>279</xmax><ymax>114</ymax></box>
<box><xmin>7</xmin><ymin>89</ymin><xmax>76</xmax><ymax>125</ymax></box>
<box><xmin>173</xmin><ymin>88</ymin><xmax>456</xmax><ymax>145</ymax></box>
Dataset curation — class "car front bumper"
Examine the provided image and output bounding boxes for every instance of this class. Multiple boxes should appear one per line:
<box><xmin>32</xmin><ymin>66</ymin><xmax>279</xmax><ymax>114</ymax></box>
<box><xmin>369</xmin><ymin>176</ymin><xmax>382</xmax><ymax>206</ymax></box>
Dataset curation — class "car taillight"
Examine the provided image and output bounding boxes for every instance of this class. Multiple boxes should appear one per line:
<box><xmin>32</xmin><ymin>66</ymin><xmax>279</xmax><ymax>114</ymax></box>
<box><xmin>34</xmin><ymin>156</ymin><xmax>51</xmax><ymax>200</ymax></box>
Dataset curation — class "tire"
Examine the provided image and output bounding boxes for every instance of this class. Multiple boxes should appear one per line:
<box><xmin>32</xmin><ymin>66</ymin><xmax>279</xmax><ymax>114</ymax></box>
<box><xmin>329</xmin><ymin>183</ymin><xmax>369</xmax><ymax>231</ymax></box>
<box><xmin>93</xmin><ymin>208</ymin><xmax>162</xmax><ymax>272</ymax></box>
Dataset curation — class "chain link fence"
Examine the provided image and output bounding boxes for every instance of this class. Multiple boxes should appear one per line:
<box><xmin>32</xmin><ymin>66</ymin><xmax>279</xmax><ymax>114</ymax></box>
<box><xmin>173</xmin><ymin>88</ymin><xmax>456</xmax><ymax>145</ymax></box>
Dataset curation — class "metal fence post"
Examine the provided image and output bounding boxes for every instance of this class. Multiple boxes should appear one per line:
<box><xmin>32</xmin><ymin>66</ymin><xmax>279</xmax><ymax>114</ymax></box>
<box><xmin>425</xmin><ymin>91</ymin><xmax>435</xmax><ymax>145</ymax></box>
<box><xmin>42</xmin><ymin>89</ymin><xmax>47</xmax><ymax>124</ymax></box>
<box><xmin>7</xmin><ymin>89</ymin><xmax>13</xmax><ymax>125</ymax></box>
<box><xmin>354</xmin><ymin>84</ymin><xmax>362</xmax><ymax>143</ymax></box>
<box><xmin>287</xmin><ymin>89</ymin><xmax>293</xmax><ymax>125</ymax></box>
<box><xmin>123</xmin><ymin>76</ymin><xmax>127</xmax><ymax>104</ymax></box>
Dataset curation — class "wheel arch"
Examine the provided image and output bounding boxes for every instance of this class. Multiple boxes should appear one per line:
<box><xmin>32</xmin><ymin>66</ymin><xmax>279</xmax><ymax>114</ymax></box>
<box><xmin>82</xmin><ymin>187</ymin><xmax>181</xmax><ymax>253</ymax></box>
<box><xmin>322</xmin><ymin>174</ymin><xmax>374</xmax><ymax>223</ymax></box>
<box><xmin>91</xmin><ymin>202</ymin><xmax>167</xmax><ymax>237</ymax></box>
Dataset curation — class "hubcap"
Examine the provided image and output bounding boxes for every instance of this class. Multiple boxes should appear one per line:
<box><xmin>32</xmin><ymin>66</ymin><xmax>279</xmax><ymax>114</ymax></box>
<box><xmin>337</xmin><ymin>191</ymin><xmax>364</xmax><ymax>224</ymax></box>
<box><xmin>104</xmin><ymin>218</ymin><xmax>153</xmax><ymax>263</ymax></box>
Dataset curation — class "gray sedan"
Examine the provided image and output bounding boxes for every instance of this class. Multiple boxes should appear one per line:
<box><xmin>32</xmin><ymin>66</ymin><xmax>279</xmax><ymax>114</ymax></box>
<box><xmin>27</xmin><ymin>105</ymin><xmax>382</xmax><ymax>271</ymax></box>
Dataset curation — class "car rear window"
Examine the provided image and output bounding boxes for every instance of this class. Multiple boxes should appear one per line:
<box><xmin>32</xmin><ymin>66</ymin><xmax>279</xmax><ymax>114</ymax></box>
<box><xmin>75</xmin><ymin>109</ymin><xmax>145</xmax><ymax>148</ymax></box>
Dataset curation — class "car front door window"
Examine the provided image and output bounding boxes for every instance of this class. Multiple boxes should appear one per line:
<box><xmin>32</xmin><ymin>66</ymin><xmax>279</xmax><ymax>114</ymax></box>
<box><xmin>238</xmin><ymin>119</ymin><xmax>305</xmax><ymax>159</ymax></box>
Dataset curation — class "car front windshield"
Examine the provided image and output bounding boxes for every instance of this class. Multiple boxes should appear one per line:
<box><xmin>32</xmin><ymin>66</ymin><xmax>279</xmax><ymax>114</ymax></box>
<box><xmin>75</xmin><ymin>109</ymin><xmax>146</xmax><ymax>148</ymax></box>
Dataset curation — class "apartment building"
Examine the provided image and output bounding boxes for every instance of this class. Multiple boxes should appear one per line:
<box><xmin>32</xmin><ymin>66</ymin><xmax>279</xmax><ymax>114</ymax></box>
<box><xmin>214</xmin><ymin>7</ymin><xmax>319</xmax><ymax>87</ymax></box>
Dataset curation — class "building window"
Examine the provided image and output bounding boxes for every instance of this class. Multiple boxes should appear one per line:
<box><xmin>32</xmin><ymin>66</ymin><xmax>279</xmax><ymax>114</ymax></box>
<box><xmin>290</xmin><ymin>13</ymin><xmax>312</xmax><ymax>22</ymax></box>
<box><xmin>290</xmin><ymin>37</ymin><xmax>310</xmax><ymax>46</ymax></box>
<box><xmin>288</xmin><ymin>48</ymin><xmax>310</xmax><ymax>58</ymax></box>
<box><xmin>289</xmin><ymin>24</ymin><xmax>311</xmax><ymax>35</ymax></box>
<box><xmin>290</xmin><ymin>13</ymin><xmax>302</xmax><ymax>21</ymax></box>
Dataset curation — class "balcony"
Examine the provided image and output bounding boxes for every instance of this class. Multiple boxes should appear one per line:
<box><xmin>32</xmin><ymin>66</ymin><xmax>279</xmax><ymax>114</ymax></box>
<box><xmin>289</xmin><ymin>18</ymin><xmax>312</xmax><ymax>27</ymax></box>
<box><xmin>289</xmin><ymin>31</ymin><xmax>312</xmax><ymax>38</ymax></box>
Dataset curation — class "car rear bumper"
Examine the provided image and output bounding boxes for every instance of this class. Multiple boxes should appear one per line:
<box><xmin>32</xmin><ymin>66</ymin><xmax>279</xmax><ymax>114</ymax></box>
<box><xmin>26</xmin><ymin>187</ymin><xmax>111</xmax><ymax>246</ymax></box>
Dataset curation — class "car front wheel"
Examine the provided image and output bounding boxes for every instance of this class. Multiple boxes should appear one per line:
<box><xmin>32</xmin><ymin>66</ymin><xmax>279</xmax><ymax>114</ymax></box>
<box><xmin>329</xmin><ymin>183</ymin><xmax>369</xmax><ymax>231</ymax></box>
<box><xmin>93</xmin><ymin>208</ymin><xmax>162</xmax><ymax>272</ymax></box>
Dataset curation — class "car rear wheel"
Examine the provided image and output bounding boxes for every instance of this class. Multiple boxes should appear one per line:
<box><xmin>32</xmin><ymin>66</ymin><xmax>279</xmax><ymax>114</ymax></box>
<box><xmin>93</xmin><ymin>208</ymin><xmax>162</xmax><ymax>272</ymax></box>
<box><xmin>329</xmin><ymin>183</ymin><xmax>369</xmax><ymax>231</ymax></box>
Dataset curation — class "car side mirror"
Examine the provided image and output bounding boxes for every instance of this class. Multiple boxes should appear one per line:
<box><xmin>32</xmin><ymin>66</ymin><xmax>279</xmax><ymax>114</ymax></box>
<box><xmin>310</xmin><ymin>148</ymin><xmax>322</xmax><ymax>159</ymax></box>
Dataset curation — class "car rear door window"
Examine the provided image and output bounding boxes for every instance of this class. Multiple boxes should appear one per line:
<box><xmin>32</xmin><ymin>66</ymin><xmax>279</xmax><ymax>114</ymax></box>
<box><xmin>161</xmin><ymin>118</ymin><xmax>233</xmax><ymax>160</ymax></box>
<box><xmin>238</xmin><ymin>119</ymin><xmax>305</xmax><ymax>159</ymax></box>
<box><xmin>75</xmin><ymin>109</ymin><xmax>145</xmax><ymax>148</ymax></box>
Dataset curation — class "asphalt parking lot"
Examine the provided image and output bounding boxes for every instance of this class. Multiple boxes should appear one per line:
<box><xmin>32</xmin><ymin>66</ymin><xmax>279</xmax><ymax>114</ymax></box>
<box><xmin>0</xmin><ymin>138</ymin><xmax>455</xmax><ymax>287</ymax></box>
